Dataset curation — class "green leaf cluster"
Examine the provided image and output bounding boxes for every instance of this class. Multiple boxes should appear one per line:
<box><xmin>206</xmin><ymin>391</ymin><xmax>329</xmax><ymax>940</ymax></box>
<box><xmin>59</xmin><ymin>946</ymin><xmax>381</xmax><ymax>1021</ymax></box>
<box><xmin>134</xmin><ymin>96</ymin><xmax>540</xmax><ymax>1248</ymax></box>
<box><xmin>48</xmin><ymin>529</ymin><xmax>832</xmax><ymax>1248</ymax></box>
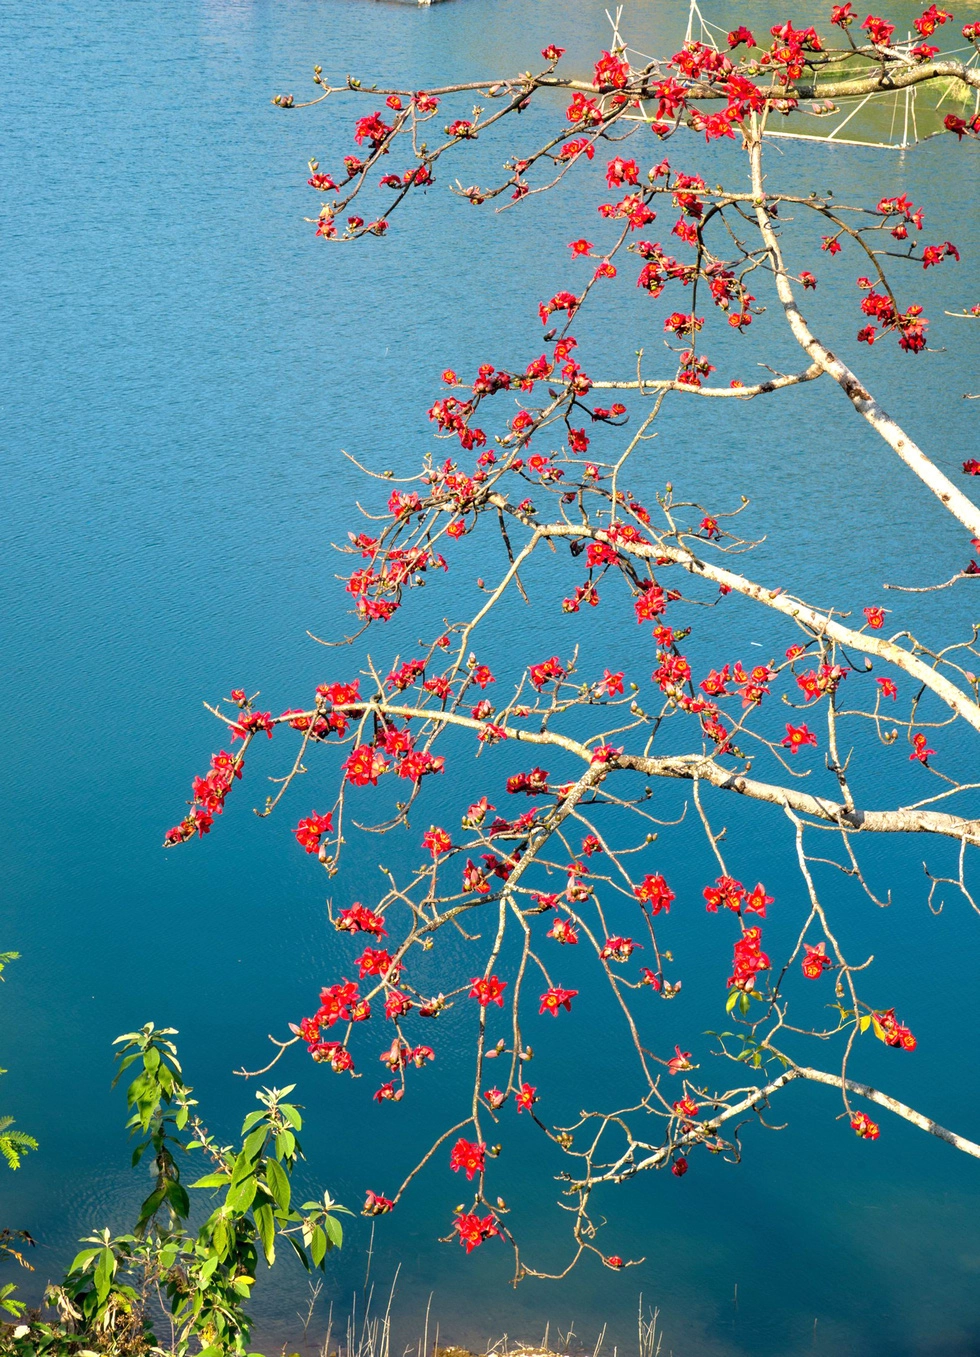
<box><xmin>1</xmin><ymin>1023</ymin><xmax>347</xmax><ymax>1356</ymax></box>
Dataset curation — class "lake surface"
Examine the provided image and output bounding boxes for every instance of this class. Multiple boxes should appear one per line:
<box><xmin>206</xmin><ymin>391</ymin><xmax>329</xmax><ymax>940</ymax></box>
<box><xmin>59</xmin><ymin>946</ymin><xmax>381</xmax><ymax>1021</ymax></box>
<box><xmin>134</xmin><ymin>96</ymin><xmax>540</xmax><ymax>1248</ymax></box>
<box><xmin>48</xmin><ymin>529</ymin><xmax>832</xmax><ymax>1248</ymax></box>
<box><xmin>2</xmin><ymin>1</ymin><xmax>980</xmax><ymax>1353</ymax></box>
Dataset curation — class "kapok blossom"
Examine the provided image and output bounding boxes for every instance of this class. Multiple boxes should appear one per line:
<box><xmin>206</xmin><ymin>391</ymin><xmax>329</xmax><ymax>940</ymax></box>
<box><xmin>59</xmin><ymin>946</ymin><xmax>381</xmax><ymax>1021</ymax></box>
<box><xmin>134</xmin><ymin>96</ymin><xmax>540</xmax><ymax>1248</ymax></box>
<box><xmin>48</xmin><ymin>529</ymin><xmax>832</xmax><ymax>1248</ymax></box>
<box><xmin>851</xmin><ymin>1111</ymin><xmax>880</xmax><ymax>1140</ymax></box>
<box><xmin>470</xmin><ymin>975</ymin><xmax>507</xmax><ymax>1007</ymax></box>
<box><xmin>453</xmin><ymin>1212</ymin><xmax>500</xmax><ymax>1253</ymax></box>
<box><xmin>802</xmin><ymin>942</ymin><xmax>833</xmax><ymax>979</ymax></box>
<box><xmin>667</xmin><ymin>1046</ymin><xmax>693</xmax><ymax>1075</ymax></box>
<box><xmin>294</xmin><ymin>812</ymin><xmax>333</xmax><ymax>853</ymax></box>
<box><xmin>516</xmin><ymin>1082</ymin><xmax>538</xmax><ymax>1112</ymax></box>
<box><xmin>635</xmin><ymin>873</ymin><xmax>675</xmax><ymax>914</ymax></box>
<box><xmin>422</xmin><ymin>826</ymin><xmax>452</xmax><ymax>856</ymax></box>
<box><xmin>782</xmin><ymin>723</ymin><xmax>818</xmax><ymax>754</ymax></box>
<box><xmin>910</xmin><ymin>732</ymin><xmax>935</xmax><ymax>764</ymax></box>
<box><xmin>336</xmin><ymin>903</ymin><xmax>386</xmax><ymax>937</ymax></box>
<box><xmin>600</xmin><ymin>936</ymin><xmax>640</xmax><ymax>962</ymax></box>
<box><xmin>547</xmin><ymin>917</ymin><xmax>579</xmax><ymax>945</ymax></box>
<box><xmin>744</xmin><ymin>883</ymin><xmax>773</xmax><ymax>917</ymax></box>
<box><xmin>362</xmin><ymin>1190</ymin><xmax>394</xmax><ymax>1216</ymax></box>
<box><xmin>343</xmin><ymin>744</ymin><xmax>389</xmax><ymax>786</ymax></box>
<box><xmin>539</xmin><ymin>986</ymin><xmax>578</xmax><ymax>1015</ymax></box>
<box><xmin>703</xmin><ymin>875</ymin><xmax>745</xmax><ymax>914</ymax></box>
<box><xmin>873</xmin><ymin>1008</ymin><xmax>917</xmax><ymax>1051</ymax></box>
<box><xmin>449</xmin><ymin>1138</ymin><xmax>486</xmax><ymax>1180</ymax></box>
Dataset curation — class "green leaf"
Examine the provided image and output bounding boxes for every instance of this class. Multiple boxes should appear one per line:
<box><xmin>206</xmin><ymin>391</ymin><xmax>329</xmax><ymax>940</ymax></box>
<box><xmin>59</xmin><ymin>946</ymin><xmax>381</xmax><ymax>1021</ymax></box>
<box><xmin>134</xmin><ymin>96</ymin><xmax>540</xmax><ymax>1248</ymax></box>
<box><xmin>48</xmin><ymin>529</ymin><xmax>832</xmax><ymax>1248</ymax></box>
<box><xmin>309</xmin><ymin>1225</ymin><xmax>326</xmax><ymax>1268</ymax></box>
<box><xmin>279</xmin><ymin>1104</ymin><xmax>303</xmax><ymax>1131</ymax></box>
<box><xmin>136</xmin><ymin>1185</ymin><xmax>167</xmax><ymax>1228</ymax></box>
<box><xmin>725</xmin><ymin>990</ymin><xmax>739</xmax><ymax>1014</ymax></box>
<box><xmin>166</xmin><ymin>1179</ymin><xmax>190</xmax><ymax>1219</ymax></box>
<box><xmin>254</xmin><ymin>1202</ymin><xmax>276</xmax><ymax>1266</ymax></box>
<box><xmin>274</xmin><ymin>1130</ymin><xmax>296</xmax><ymax>1160</ymax></box>
<box><xmin>265</xmin><ymin>1157</ymin><xmax>291</xmax><ymax>1215</ymax></box>
<box><xmin>241</xmin><ymin>1126</ymin><xmax>268</xmax><ymax>1163</ymax></box>
<box><xmin>323</xmin><ymin>1213</ymin><xmax>344</xmax><ymax>1249</ymax></box>
<box><xmin>226</xmin><ymin>1175</ymin><xmax>258</xmax><ymax>1216</ymax></box>
<box><xmin>68</xmin><ymin>1247</ymin><xmax>101</xmax><ymax>1275</ymax></box>
<box><xmin>190</xmin><ymin>1173</ymin><xmax>231</xmax><ymax>1190</ymax></box>
<box><xmin>94</xmin><ymin>1247</ymin><xmax>114</xmax><ymax>1306</ymax></box>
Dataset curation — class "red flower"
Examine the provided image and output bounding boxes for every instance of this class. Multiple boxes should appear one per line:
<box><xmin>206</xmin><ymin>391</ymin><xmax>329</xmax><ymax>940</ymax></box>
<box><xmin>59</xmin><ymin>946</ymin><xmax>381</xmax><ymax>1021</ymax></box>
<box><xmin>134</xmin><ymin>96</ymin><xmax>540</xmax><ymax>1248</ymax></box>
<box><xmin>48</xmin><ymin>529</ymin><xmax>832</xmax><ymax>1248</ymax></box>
<box><xmin>831</xmin><ymin>2</ymin><xmax>855</xmax><ymax>24</ymax></box>
<box><xmin>600</xmin><ymin>669</ymin><xmax>625</xmax><ymax>696</ymax></box>
<box><xmin>851</xmin><ymin>1111</ymin><xmax>880</xmax><ymax>1140</ymax></box>
<box><xmin>373</xmin><ymin>1081</ymin><xmax>403</xmax><ymax>1103</ymax></box>
<box><xmin>484</xmin><ymin>1087</ymin><xmax>506</xmax><ymax>1110</ymax></box>
<box><xmin>605</xmin><ymin>1254</ymin><xmax>625</xmax><ymax>1268</ymax></box>
<box><xmin>357</xmin><ymin>947</ymin><xmax>400</xmax><ymax>980</ymax></box>
<box><xmin>861</xmin><ymin>14</ymin><xmax>896</xmax><ymax>46</ymax></box>
<box><xmin>462</xmin><ymin>859</ymin><xmax>491</xmax><ymax>895</ymax></box>
<box><xmin>353</xmin><ymin>112</ymin><xmax>394</xmax><ymax>148</ymax></box>
<box><xmin>470</xmin><ymin>975</ymin><xmax>507</xmax><ymax>1008</ymax></box>
<box><xmin>231</xmin><ymin>710</ymin><xmax>274</xmax><ymax>740</ymax></box>
<box><xmin>728</xmin><ymin>926</ymin><xmax>770</xmax><ymax>991</ymax></box>
<box><xmin>703</xmin><ymin>875</ymin><xmax>745</xmax><ymax>914</ymax></box>
<box><xmin>801</xmin><ymin>941</ymin><xmax>832</xmax><ymax>979</ymax></box>
<box><xmin>363</xmin><ymin>1190</ymin><xmax>394</xmax><ymax>1215</ymax></box>
<box><xmin>782</xmin><ymin>723</ymin><xmax>818</xmax><ymax>754</ymax></box>
<box><xmin>336</xmin><ymin>904</ymin><xmax>386</xmax><ymax>937</ymax></box>
<box><xmin>727</xmin><ymin>25</ymin><xmax>756</xmax><ymax>47</ymax></box>
<box><xmin>630</xmin><ymin>873</ymin><xmax>668</xmax><ymax>918</ymax></box>
<box><xmin>910</xmin><ymin>731</ymin><xmax>935</xmax><ymax>764</ymax></box>
<box><xmin>547</xmin><ymin>917</ymin><xmax>579</xmax><ymax>945</ymax></box>
<box><xmin>310</xmin><ymin>1041</ymin><xmax>355</xmax><ymax>1073</ymax></box>
<box><xmin>873</xmin><ymin>1008</ymin><xmax>917</xmax><ymax>1051</ymax></box>
<box><xmin>605</xmin><ymin>156</ymin><xmax>639</xmax><ymax>189</ymax></box>
<box><xmin>744</xmin><ymin>883</ymin><xmax>773</xmax><ymax>917</ymax></box>
<box><xmin>667</xmin><ymin>1046</ymin><xmax>692</xmax><ymax>1075</ymax></box>
<box><xmin>542</xmin><ymin>44</ymin><xmax>566</xmax><ymax>61</ymax></box>
<box><xmin>450</xmin><ymin>1138</ymin><xmax>486</xmax><ymax>1180</ymax></box>
<box><xmin>593</xmin><ymin>49</ymin><xmax>631</xmax><ymax>89</ymax></box>
<box><xmin>516</xmin><ymin>1082</ymin><xmax>538</xmax><ymax>1112</ymax></box>
<box><xmin>295</xmin><ymin>811</ymin><xmax>333</xmax><ymax>854</ymax></box>
<box><xmin>673</xmin><ymin>1095</ymin><xmax>699</xmax><ymax>1118</ymax></box>
<box><xmin>635</xmin><ymin>582</ymin><xmax>666</xmax><ymax>621</ymax></box>
<box><xmin>877</xmin><ymin>677</ymin><xmax>898</xmax><ymax>700</ymax></box>
<box><xmin>539</xmin><ymin>985</ymin><xmax>578</xmax><ymax>1015</ymax></box>
<box><xmin>343</xmin><ymin>745</ymin><xmax>389</xmax><ymax>786</ymax></box>
<box><xmin>914</xmin><ymin>5</ymin><xmax>952</xmax><ymax>37</ymax></box>
<box><xmin>385</xmin><ymin>990</ymin><xmax>413</xmax><ymax>1020</ymax></box>
<box><xmin>453</xmin><ymin>1212</ymin><xmax>499</xmax><ymax>1253</ymax></box>
<box><xmin>422</xmin><ymin>826</ymin><xmax>452</xmax><ymax>857</ymax></box>
<box><xmin>600</xmin><ymin>936</ymin><xmax>640</xmax><ymax>962</ymax></box>
<box><xmin>529</xmin><ymin>655</ymin><xmax>566</xmax><ymax>689</ymax></box>
<box><xmin>671</xmin><ymin>1157</ymin><xmax>688</xmax><ymax>1177</ymax></box>
<box><xmin>864</xmin><ymin>606</ymin><xmax>886</xmax><ymax>629</ymax></box>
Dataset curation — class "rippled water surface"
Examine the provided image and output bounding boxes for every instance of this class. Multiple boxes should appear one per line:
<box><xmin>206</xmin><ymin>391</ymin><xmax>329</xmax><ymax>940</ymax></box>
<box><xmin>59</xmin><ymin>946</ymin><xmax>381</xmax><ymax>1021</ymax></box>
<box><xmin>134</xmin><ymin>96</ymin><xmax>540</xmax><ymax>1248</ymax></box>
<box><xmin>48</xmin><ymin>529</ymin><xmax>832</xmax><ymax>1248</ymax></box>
<box><xmin>2</xmin><ymin>0</ymin><xmax>980</xmax><ymax>1353</ymax></box>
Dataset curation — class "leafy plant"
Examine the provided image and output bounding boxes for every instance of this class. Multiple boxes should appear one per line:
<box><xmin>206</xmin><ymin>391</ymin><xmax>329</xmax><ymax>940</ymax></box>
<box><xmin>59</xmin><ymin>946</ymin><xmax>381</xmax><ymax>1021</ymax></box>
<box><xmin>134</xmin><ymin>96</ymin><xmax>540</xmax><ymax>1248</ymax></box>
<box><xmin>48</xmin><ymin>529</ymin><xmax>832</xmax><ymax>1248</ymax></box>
<box><xmin>2</xmin><ymin>1023</ymin><xmax>347</xmax><ymax>1356</ymax></box>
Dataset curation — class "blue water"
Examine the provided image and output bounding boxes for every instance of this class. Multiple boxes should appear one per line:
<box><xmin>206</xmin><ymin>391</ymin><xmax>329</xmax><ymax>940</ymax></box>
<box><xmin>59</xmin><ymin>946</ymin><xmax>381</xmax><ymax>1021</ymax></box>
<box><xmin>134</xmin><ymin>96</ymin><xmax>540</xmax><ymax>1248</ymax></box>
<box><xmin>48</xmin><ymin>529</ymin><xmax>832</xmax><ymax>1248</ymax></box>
<box><xmin>2</xmin><ymin>1</ymin><xmax>980</xmax><ymax>1353</ymax></box>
